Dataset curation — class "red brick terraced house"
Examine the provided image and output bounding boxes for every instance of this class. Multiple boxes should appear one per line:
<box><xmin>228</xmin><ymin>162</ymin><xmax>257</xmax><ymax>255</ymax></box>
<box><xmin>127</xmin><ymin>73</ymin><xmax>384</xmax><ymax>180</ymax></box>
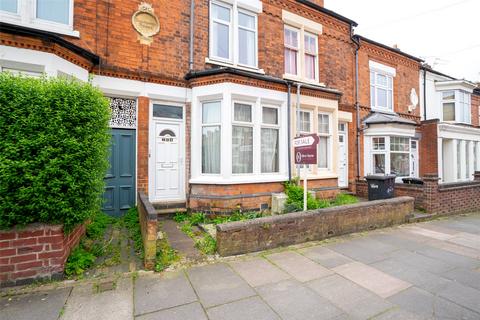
<box><xmin>1</xmin><ymin>0</ymin><xmax>474</xmax><ymax>215</ymax></box>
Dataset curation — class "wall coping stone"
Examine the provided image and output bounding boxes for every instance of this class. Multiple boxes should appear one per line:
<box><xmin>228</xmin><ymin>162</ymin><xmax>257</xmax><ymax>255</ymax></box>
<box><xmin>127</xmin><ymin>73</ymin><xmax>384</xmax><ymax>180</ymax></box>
<box><xmin>217</xmin><ymin>196</ymin><xmax>414</xmax><ymax>232</ymax></box>
<box><xmin>138</xmin><ymin>191</ymin><xmax>157</xmax><ymax>221</ymax></box>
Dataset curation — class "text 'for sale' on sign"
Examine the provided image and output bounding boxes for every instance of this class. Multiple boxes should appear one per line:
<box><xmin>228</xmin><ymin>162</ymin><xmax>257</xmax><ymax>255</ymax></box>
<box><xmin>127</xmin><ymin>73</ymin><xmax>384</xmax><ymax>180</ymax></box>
<box><xmin>294</xmin><ymin>134</ymin><xmax>319</xmax><ymax>165</ymax></box>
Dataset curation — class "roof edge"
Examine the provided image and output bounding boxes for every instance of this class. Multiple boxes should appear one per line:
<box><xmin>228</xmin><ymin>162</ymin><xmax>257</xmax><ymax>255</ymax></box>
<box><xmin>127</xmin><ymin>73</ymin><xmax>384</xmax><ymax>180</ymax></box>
<box><xmin>355</xmin><ymin>35</ymin><xmax>423</xmax><ymax>63</ymax></box>
<box><xmin>295</xmin><ymin>0</ymin><xmax>358</xmax><ymax>27</ymax></box>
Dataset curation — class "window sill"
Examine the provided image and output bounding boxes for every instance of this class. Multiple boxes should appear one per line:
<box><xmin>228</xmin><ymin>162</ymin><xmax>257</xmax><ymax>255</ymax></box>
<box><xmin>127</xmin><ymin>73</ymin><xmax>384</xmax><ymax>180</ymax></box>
<box><xmin>205</xmin><ymin>58</ymin><xmax>265</xmax><ymax>75</ymax></box>
<box><xmin>371</xmin><ymin>107</ymin><xmax>396</xmax><ymax>115</ymax></box>
<box><xmin>1</xmin><ymin>17</ymin><xmax>80</xmax><ymax>38</ymax></box>
<box><xmin>282</xmin><ymin>74</ymin><xmax>325</xmax><ymax>87</ymax></box>
<box><xmin>190</xmin><ymin>174</ymin><xmax>289</xmax><ymax>185</ymax></box>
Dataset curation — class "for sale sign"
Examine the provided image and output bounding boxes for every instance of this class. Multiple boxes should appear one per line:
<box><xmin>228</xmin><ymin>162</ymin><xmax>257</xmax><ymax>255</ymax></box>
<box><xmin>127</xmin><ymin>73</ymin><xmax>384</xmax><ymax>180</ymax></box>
<box><xmin>294</xmin><ymin>134</ymin><xmax>319</xmax><ymax>165</ymax></box>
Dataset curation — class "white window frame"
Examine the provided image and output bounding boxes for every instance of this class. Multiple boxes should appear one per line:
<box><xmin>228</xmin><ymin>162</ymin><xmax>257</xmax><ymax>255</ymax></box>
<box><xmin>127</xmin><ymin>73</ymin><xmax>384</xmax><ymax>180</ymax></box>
<box><xmin>201</xmin><ymin>100</ymin><xmax>222</xmax><ymax>175</ymax></box>
<box><xmin>441</xmin><ymin>90</ymin><xmax>472</xmax><ymax>124</ymax></box>
<box><xmin>370</xmin><ymin>70</ymin><xmax>394</xmax><ymax>112</ymax></box>
<box><xmin>284</xmin><ymin>25</ymin><xmax>300</xmax><ymax>77</ymax></box>
<box><xmin>0</xmin><ymin>0</ymin><xmax>78</xmax><ymax>37</ymax></box>
<box><xmin>317</xmin><ymin>112</ymin><xmax>331</xmax><ymax>170</ymax></box>
<box><xmin>208</xmin><ymin>0</ymin><xmax>259</xmax><ymax>70</ymax></box>
<box><xmin>232</xmin><ymin>101</ymin><xmax>255</xmax><ymax>175</ymax></box>
<box><xmin>261</xmin><ymin>105</ymin><xmax>281</xmax><ymax>174</ymax></box>
<box><xmin>303</xmin><ymin>31</ymin><xmax>318</xmax><ymax>81</ymax></box>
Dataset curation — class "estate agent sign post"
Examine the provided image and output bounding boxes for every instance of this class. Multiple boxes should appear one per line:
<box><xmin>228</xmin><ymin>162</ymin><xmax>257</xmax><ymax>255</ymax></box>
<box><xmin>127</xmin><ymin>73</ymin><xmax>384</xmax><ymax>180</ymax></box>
<box><xmin>293</xmin><ymin>134</ymin><xmax>319</xmax><ymax>211</ymax></box>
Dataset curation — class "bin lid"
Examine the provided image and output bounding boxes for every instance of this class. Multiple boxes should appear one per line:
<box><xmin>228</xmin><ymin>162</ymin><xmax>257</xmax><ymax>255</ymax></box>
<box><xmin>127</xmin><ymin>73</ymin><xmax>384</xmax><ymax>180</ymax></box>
<box><xmin>365</xmin><ymin>174</ymin><xmax>396</xmax><ymax>180</ymax></box>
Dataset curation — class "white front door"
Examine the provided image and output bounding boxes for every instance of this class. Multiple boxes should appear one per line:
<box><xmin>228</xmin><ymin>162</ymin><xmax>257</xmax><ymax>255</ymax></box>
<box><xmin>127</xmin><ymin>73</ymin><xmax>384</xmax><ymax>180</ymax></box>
<box><xmin>338</xmin><ymin>123</ymin><xmax>348</xmax><ymax>188</ymax></box>
<box><xmin>150</xmin><ymin>120</ymin><xmax>184</xmax><ymax>201</ymax></box>
<box><xmin>410</xmin><ymin>140</ymin><xmax>419</xmax><ymax>178</ymax></box>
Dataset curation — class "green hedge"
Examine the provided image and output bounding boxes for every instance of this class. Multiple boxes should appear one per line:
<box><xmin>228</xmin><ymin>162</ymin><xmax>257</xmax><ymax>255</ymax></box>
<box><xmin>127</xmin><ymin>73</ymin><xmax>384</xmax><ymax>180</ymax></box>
<box><xmin>0</xmin><ymin>73</ymin><xmax>111</xmax><ymax>231</ymax></box>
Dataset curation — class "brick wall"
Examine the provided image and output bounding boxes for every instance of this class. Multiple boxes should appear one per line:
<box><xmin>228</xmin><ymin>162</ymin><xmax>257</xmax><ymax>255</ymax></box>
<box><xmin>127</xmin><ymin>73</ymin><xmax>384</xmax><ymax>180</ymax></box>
<box><xmin>216</xmin><ymin>196</ymin><xmax>414</xmax><ymax>256</ymax></box>
<box><xmin>419</xmin><ymin>119</ymin><xmax>439</xmax><ymax>177</ymax></box>
<box><xmin>0</xmin><ymin>223</ymin><xmax>85</xmax><ymax>287</ymax></box>
<box><xmin>356</xmin><ymin>180</ymin><xmax>424</xmax><ymax>208</ymax></box>
<box><xmin>137</xmin><ymin>96</ymin><xmax>150</xmax><ymax>194</ymax></box>
<box><xmin>472</xmin><ymin>93</ymin><xmax>480</xmax><ymax>127</ymax></box>
<box><xmin>137</xmin><ymin>192</ymin><xmax>158</xmax><ymax>270</ymax></box>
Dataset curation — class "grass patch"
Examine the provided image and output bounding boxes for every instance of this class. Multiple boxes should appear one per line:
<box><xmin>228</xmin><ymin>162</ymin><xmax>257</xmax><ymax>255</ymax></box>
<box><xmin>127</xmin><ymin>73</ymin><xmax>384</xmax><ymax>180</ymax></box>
<box><xmin>154</xmin><ymin>235</ymin><xmax>179</xmax><ymax>272</ymax></box>
<box><xmin>195</xmin><ymin>234</ymin><xmax>217</xmax><ymax>255</ymax></box>
<box><xmin>122</xmin><ymin>207</ymin><xmax>144</xmax><ymax>259</ymax></box>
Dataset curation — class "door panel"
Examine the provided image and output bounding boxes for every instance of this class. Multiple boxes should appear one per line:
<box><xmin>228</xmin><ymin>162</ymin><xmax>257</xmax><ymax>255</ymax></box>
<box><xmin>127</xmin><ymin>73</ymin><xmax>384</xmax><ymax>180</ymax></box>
<box><xmin>103</xmin><ymin>129</ymin><xmax>136</xmax><ymax>217</ymax></box>
<box><xmin>152</xmin><ymin>121</ymin><xmax>183</xmax><ymax>200</ymax></box>
<box><xmin>338</xmin><ymin>123</ymin><xmax>348</xmax><ymax>188</ymax></box>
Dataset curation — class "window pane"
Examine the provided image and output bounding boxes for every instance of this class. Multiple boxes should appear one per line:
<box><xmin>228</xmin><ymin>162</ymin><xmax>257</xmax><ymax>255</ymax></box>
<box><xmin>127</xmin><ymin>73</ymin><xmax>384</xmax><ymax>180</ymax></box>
<box><xmin>212</xmin><ymin>3</ymin><xmax>230</xmax><ymax>21</ymax></box>
<box><xmin>238</xmin><ymin>12</ymin><xmax>254</xmax><ymax>29</ymax></box>
<box><xmin>387</xmin><ymin>76</ymin><xmax>393</xmax><ymax>89</ymax></box>
<box><xmin>152</xmin><ymin>105</ymin><xmax>183</xmax><ymax>119</ymax></box>
<box><xmin>377</xmin><ymin>88</ymin><xmax>387</xmax><ymax>108</ymax></box>
<box><xmin>391</xmin><ymin>153</ymin><xmax>409</xmax><ymax>176</ymax></box>
<box><xmin>318</xmin><ymin>114</ymin><xmax>329</xmax><ymax>134</ymax></box>
<box><xmin>239</xmin><ymin>28</ymin><xmax>255</xmax><ymax>66</ymax></box>
<box><xmin>373</xmin><ymin>137</ymin><xmax>385</xmax><ymax>150</ymax></box>
<box><xmin>202</xmin><ymin>101</ymin><xmax>221</xmax><ymax>124</ymax></box>
<box><xmin>285</xmin><ymin>48</ymin><xmax>297</xmax><ymax>74</ymax></box>
<box><xmin>202</xmin><ymin>126</ymin><xmax>221</xmax><ymax>174</ymax></box>
<box><xmin>261</xmin><ymin>128</ymin><xmax>279</xmax><ymax>173</ymax></box>
<box><xmin>263</xmin><ymin>107</ymin><xmax>278</xmax><ymax>125</ymax></box>
<box><xmin>370</xmin><ymin>72</ymin><xmax>375</xmax><ymax>84</ymax></box>
<box><xmin>443</xmin><ymin>103</ymin><xmax>455</xmax><ymax>121</ymax></box>
<box><xmin>387</xmin><ymin>90</ymin><xmax>393</xmax><ymax>110</ymax></box>
<box><xmin>37</xmin><ymin>0</ymin><xmax>70</xmax><ymax>24</ymax></box>
<box><xmin>304</xmin><ymin>34</ymin><xmax>316</xmax><ymax>53</ymax></box>
<box><xmin>370</xmin><ymin>85</ymin><xmax>375</xmax><ymax>107</ymax></box>
<box><xmin>234</xmin><ymin>103</ymin><xmax>252</xmax><ymax>122</ymax></box>
<box><xmin>299</xmin><ymin>111</ymin><xmax>310</xmax><ymax>132</ymax></box>
<box><xmin>0</xmin><ymin>0</ymin><xmax>17</xmax><ymax>12</ymax></box>
<box><xmin>305</xmin><ymin>54</ymin><xmax>315</xmax><ymax>79</ymax></box>
<box><xmin>377</xmin><ymin>74</ymin><xmax>387</xmax><ymax>86</ymax></box>
<box><xmin>443</xmin><ymin>91</ymin><xmax>455</xmax><ymax>100</ymax></box>
<box><xmin>284</xmin><ymin>28</ymin><xmax>298</xmax><ymax>48</ymax></box>
<box><xmin>232</xmin><ymin>126</ymin><xmax>253</xmax><ymax>173</ymax></box>
<box><xmin>318</xmin><ymin>136</ymin><xmax>328</xmax><ymax>168</ymax></box>
<box><xmin>391</xmin><ymin>137</ymin><xmax>410</xmax><ymax>152</ymax></box>
<box><xmin>373</xmin><ymin>154</ymin><xmax>385</xmax><ymax>174</ymax></box>
<box><xmin>213</xmin><ymin>22</ymin><xmax>229</xmax><ymax>59</ymax></box>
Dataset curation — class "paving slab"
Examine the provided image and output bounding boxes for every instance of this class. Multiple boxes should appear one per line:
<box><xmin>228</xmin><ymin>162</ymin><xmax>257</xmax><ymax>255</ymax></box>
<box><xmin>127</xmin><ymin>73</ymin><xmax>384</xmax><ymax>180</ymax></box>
<box><xmin>368</xmin><ymin>233</ymin><xmax>428</xmax><ymax>252</ymax></box>
<box><xmin>257</xmin><ymin>279</ymin><xmax>344</xmax><ymax>320</ymax></box>
<box><xmin>413</xmin><ymin>245</ymin><xmax>480</xmax><ymax>269</ymax></box>
<box><xmin>298</xmin><ymin>246</ymin><xmax>353</xmax><ymax>269</ymax></box>
<box><xmin>1</xmin><ymin>288</ymin><xmax>71</xmax><ymax>320</ymax></box>
<box><xmin>371</xmin><ymin>308</ymin><xmax>427</xmax><ymax>320</ymax></box>
<box><xmin>308</xmin><ymin>274</ymin><xmax>393</xmax><ymax>319</ymax></box>
<box><xmin>206</xmin><ymin>296</ymin><xmax>280</xmax><ymax>320</ymax></box>
<box><xmin>370</xmin><ymin>258</ymin><xmax>452</xmax><ymax>294</ymax></box>
<box><xmin>229</xmin><ymin>257</ymin><xmax>290</xmax><ymax>287</ymax></box>
<box><xmin>424</xmin><ymin>238</ymin><xmax>480</xmax><ymax>259</ymax></box>
<box><xmin>402</xmin><ymin>226</ymin><xmax>456</xmax><ymax>241</ymax></box>
<box><xmin>448</xmin><ymin>232</ymin><xmax>480</xmax><ymax>250</ymax></box>
<box><xmin>61</xmin><ymin>277</ymin><xmax>133</xmax><ymax>320</ymax></box>
<box><xmin>326</xmin><ymin>239</ymin><xmax>395</xmax><ymax>264</ymax></box>
<box><xmin>441</xmin><ymin>267</ymin><xmax>480</xmax><ymax>291</ymax></box>
<box><xmin>186</xmin><ymin>263</ymin><xmax>256</xmax><ymax>308</ymax></box>
<box><xmin>387</xmin><ymin>249</ymin><xmax>455</xmax><ymax>274</ymax></box>
<box><xmin>134</xmin><ymin>271</ymin><xmax>197</xmax><ymax>316</ymax></box>
<box><xmin>437</xmin><ymin>281</ymin><xmax>480</xmax><ymax>314</ymax></box>
<box><xmin>388</xmin><ymin>286</ymin><xmax>480</xmax><ymax>320</ymax></box>
<box><xmin>266</xmin><ymin>251</ymin><xmax>333</xmax><ymax>282</ymax></box>
<box><xmin>135</xmin><ymin>302</ymin><xmax>207</xmax><ymax>320</ymax></box>
<box><xmin>333</xmin><ymin>261</ymin><xmax>412</xmax><ymax>298</ymax></box>
<box><xmin>162</xmin><ymin>220</ymin><xmax>202</xmax><ymax>260</ymax></box>
<box><xmin>430</xmin><ymin>219</ymin><xmax>480</xmax><ymax>234</ymax></box>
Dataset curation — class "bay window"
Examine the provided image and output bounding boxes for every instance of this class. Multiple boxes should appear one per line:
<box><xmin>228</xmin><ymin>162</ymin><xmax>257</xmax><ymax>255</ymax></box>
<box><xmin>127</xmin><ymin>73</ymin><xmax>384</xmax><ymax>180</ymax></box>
<box><xmin>1</xmin><ymin>0</ymin><xmax>76</xmax><ymax>36</ymax></box>
<box><xmin>442</xmin><ymin>90</ymin><xmax>471</xmax><ymax>124</ymax></box>
<box><xmin>209</xmin><ymin>1</ymin><xmax>258</xmax><ymax>69</ymax></box>
<box><xmin>368</xmin><ymin>136</ymin><xmax>416</xmax><ymax>179</ymax></box>
<box><xmin>317</xmin><ymin>113</ymin><xmax>330</xmax><ymax>169</ymax></box>
<box><xmin>232</xmin><ymin>103</ymin><xmax>254</xmax><ymax>174</ymax></box>
<box><xmin>261</xmin><ymin>107</ymin><xmax>280</xmax><ymax>173</ymax></box>
<box><xmin>202</xmin><ymin>101</ymin><xmax>221</xmax><ymax>174</ymax></box>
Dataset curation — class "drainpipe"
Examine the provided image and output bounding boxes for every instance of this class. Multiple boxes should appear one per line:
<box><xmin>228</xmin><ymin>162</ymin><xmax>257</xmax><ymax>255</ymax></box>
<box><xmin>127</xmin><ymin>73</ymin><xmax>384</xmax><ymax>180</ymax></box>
<box><xmin>287</xmin><ymin>82</ymin><xmax>292</xmax><ymax>181</ymax></box>
<box><xmin>423</xmin><ymin>67</ymin><xmax>427</xmax><ymax>121</ymax></box>
<box><xmin>296</xmin><ymin>83</ymin><xmax>302</xmax><ymax>180</ymax></box>
<box><xmin>189</xmin><ymin>0</ymin><xmax>195</xmax><ymax>71</ymax></box>
<box><xmin>352</xmin><ymin>34</ymin><xmax>361</xmax><ymax>180</ymax></box>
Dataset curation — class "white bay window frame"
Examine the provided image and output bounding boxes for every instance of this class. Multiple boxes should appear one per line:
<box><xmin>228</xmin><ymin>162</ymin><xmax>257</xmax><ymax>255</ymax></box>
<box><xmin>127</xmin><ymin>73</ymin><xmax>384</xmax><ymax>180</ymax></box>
<box><xmin>441</xmin><ymin>90</ymin><xmax>471</xmax><ymax>124</ymax></box>
<box><xmin>208</xmin><ymin>0</ymin><xmax>259</xmax><ymax>70</ymax></box>
<box><xmin>261</xmin><ymin>105</ymin><xmax>280</xmax><ymax>174</ymax></box>
<box><xmin>0</xmin><ymin>0</ymin><xmax>78</xmax><ymax>37</ymax></box>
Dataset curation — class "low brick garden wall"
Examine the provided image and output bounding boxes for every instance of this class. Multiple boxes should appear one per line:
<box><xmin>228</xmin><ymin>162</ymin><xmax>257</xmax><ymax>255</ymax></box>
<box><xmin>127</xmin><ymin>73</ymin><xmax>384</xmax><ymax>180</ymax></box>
<box><xmin>137</xmin><ymin>192</ymin><xmax>158</xmax><ymax>270</ymax></box>
<box><xmin>216</xmin><ymin>196</ymin><xmax>414</xmax><ymax>256</ymax></box>
<box><xmin>0</xmin><ymin>223</ymin><xmax>85</xmax><ymax>287</ymax></box>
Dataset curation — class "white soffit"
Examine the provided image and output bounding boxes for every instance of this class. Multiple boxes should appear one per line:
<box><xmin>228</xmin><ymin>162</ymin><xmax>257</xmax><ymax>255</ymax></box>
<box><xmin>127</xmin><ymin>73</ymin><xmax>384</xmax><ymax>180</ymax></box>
<box><xmin>435</xmin><ymin>80</ymin><xmax>476</xmax><ymax>93</ymax></box>
<box><xmin>369</xmin><ymin>60</ymin><xmax>396</xmax><ymax>77</ymax></box>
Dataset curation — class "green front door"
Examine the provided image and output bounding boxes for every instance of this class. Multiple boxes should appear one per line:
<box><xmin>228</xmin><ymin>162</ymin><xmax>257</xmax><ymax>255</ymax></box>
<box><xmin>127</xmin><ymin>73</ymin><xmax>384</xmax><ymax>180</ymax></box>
<box><xmin>103</xmin><ymin>129</ymin><xmax>136</xmax><ymax>217</ymax></box>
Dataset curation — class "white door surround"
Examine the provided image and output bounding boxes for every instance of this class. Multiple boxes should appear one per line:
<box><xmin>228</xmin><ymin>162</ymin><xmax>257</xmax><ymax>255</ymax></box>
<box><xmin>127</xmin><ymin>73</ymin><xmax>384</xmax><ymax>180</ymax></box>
<box><xmin>149</xmin><ymin>103</ymin><xmax>185</xmax><ymax>202</ymax></box>
<box><xmin>338</xmin><ymin>122</ymin><xmax>348</xmax><ymax>188</ymax></box>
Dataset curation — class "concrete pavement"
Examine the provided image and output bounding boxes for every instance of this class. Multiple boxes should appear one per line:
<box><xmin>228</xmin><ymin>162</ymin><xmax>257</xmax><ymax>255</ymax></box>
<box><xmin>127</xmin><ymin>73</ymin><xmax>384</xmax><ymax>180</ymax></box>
<box><xmin>2</xmin><ymin>213</ymin><xmax>480</xmax><ymax>320</ymax></box>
